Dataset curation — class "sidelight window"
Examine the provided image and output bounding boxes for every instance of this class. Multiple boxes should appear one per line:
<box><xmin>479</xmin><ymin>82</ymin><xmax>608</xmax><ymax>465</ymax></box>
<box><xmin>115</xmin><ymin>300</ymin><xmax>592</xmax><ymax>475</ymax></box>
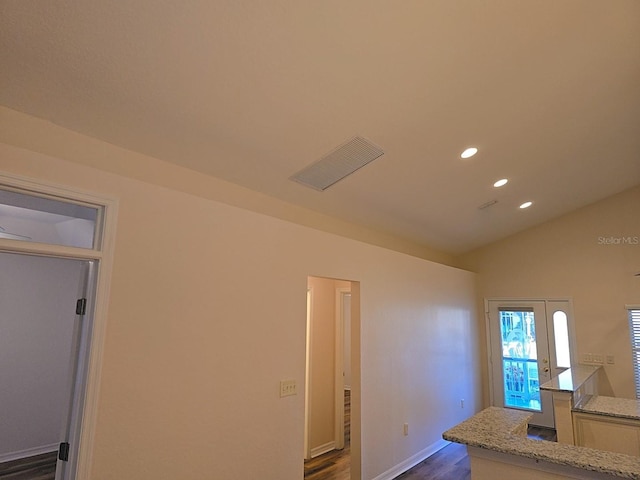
<box><xmin>552</xmin><ymin>311</ymin><xmax>571</xmax><ymax>369</ymax></box>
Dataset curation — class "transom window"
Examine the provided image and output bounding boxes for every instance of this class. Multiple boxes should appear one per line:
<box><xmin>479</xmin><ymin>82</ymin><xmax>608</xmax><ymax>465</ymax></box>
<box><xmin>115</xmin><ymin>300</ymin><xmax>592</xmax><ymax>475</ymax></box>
<box><xmin>0</xmin><ymin>187</ymin><xmax>100</xmax><ymax>249</ymax></box>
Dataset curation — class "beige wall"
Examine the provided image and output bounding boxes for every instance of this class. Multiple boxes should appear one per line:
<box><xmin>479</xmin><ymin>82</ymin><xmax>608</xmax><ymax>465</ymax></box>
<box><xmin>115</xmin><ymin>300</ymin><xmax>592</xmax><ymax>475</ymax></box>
<box><xmin>459</xmin><ymin>186</ymin><xmax>640</xmax><ymax>402</ymax></box>
<box><xmin>0</xmin><ymin>111</ymin><xmax>480</xmax><ymax>480</ymax></box>
<box><xmin>307</xmin><ymin>276</ymin><xmax>350</xmax><ymax>453</ymax></box>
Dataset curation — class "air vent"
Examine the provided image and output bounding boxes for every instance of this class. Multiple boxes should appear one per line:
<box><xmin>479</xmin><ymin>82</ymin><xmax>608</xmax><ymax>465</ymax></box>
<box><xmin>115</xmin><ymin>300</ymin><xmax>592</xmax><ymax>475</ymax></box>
<box><xmin>478</xmin><ymin>200</ymin><xmax>498</xmax><ymax>210</ymax></box>
<box><xmin>291</xmin><ymin>136</ymin><xmax>384</xmax><ymax>191</ymax></box>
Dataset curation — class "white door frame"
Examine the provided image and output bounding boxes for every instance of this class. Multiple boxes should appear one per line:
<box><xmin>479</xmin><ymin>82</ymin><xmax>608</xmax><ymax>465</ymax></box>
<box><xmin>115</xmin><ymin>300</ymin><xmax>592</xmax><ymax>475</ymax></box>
<box><xmin>0</xmin><ymin>172</ymin><xmax>117</xmax><ymax>480</ymax></box>
<box><xmin>334</xmin><ymin>287</ymin><xmax>350</xmax><ymax>450</ymax></box>
<box><xmin>304</xmin><ymin>288</ymin><xmax>313</xmax><ymax>460</ymax></box>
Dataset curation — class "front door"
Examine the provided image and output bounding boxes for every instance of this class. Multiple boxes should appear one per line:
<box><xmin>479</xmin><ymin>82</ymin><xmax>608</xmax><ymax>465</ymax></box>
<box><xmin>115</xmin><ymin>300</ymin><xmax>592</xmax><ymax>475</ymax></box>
<box><xmin>487</xmin><ymin>300</ymin><xmax>554</xmax><ymax>428</ymax></box>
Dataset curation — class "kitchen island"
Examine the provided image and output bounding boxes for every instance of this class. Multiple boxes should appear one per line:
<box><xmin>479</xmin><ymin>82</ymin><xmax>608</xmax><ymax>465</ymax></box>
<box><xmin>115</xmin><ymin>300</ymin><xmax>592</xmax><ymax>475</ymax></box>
<box><xmin>443</xmin><ymin>406</ymin><xmax>640</xmax><ymax>479</ymax></box>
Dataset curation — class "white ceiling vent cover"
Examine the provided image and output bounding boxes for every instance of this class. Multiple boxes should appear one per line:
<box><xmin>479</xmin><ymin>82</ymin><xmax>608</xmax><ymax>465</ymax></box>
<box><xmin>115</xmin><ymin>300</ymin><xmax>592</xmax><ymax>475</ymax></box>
<box><xmin>291</xmin><ymin>136</ymin><xmax>384</xmax><ymax>191</ymax></box>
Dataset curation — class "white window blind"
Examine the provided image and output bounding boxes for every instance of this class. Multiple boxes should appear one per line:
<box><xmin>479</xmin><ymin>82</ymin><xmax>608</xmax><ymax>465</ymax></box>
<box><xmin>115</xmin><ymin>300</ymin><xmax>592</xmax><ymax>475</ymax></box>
<box><xmin>628</xmin><ymin>308</ymin><xmax>640</xmax><ymax>399</ymax></box>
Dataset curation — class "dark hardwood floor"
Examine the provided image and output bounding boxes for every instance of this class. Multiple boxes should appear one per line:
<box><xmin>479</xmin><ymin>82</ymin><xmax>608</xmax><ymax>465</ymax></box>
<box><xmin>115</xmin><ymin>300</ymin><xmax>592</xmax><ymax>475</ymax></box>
<box><xmin>527</xmin><ymin>425</ymin><xmax>558</xmax><ymax>442</ymax></box>
<box><xmin>398</xmin><ymin>425</ymin><xmax>556</xmax><ymax>480</ymax></box>
<box><xmin>304</xmin><ymin>411</ymin><xmax>556</xmax><ymax>480</ymax></box>
<box><xmin>304</xmin><ymin>444</ymin><xmax>351</xmax><ymax>480</ymax></box>
<box><xmin>396</xmin><ymin>442</ymin><xmax>470</xmax><ymax>480</ymax></box>
<box><xmin>0</xmin><ymin>452</ymin><xmax>56</xmax><ymax>480</ymax></box>
<box><xmin>305</xmin><ymin>390</ymin><xmax>351</xmax><ymax>480</ymax></box>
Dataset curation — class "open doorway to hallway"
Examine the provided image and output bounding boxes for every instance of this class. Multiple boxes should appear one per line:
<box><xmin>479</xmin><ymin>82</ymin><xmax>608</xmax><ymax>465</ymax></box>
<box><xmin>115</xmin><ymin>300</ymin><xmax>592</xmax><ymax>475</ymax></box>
<box><xmin>304</xmin><ymin>276</ymin><xmax>357</xmax><ymax>480</ymax></box>
<box><xmin>0</xmin><ymin>252</ymin><xmax>92</xmax><ymax>480</ymax></box>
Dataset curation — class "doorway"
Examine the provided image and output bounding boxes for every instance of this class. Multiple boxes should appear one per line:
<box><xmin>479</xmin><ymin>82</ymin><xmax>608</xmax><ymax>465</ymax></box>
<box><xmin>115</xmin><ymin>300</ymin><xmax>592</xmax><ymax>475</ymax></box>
<box><xmin>0</xmin><ymin>252</ymin><xmax>93</xmax><ymax>480</ymax></box>
<box><xmin>0</xmin><ymin>174</ymin><xmax>115</xmax><ymax>480</ymax></box>
<box><xmin>304</xmin><ymin>276</ymin><xmax>358</xmax><ymax>480</ymax></box>
<box><xmin>486</xmin><ymin>299</ymin><xmax>575</xmax><ymax>428</ymax></box>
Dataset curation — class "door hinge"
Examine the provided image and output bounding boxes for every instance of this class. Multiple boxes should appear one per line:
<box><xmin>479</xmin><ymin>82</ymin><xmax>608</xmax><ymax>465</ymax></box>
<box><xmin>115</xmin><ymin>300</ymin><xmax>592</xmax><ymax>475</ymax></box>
<box><xmin>58</xmin><ymin>442</ymin><xmax>70</xmax><ymax>461</ymax></box>
<box><xmin>76</xmin><ymin>298</ymin><xmax>87</xmax><ymax>315</ymax></box>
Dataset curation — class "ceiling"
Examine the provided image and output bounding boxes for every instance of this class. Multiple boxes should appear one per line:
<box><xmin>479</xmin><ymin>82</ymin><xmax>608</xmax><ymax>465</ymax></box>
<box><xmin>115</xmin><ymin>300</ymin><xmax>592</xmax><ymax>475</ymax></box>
<box><xmin>1</xmin><ymin>1</ymin><xmax>639</xmax><ymax>254</ymax></box>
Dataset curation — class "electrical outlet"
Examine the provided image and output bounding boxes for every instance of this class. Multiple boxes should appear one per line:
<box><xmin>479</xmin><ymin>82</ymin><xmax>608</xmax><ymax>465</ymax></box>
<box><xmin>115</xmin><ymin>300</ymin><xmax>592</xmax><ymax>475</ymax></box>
<box><xmin>593</xmin><ymin>354</ymin><xmax>604</xmax><ymax>364</ymax></box>
<box><xmin>606</xmin><ymin>354</ymin><xmax>615</xmax><ymax>365</ymax></box>
<box><xmin>460</xmin><ymin>399</ymin><xmax>465</xmax><ymax>409</ymax></box>
<box><xmin>280</xmin><ymin>380</ymin><xmax>297</xmax><ymax>397</ymax></box>
<box><xmin>403</xmin><ymin>423</ymin><xmax>409</xmax><ymax>436</ymax></box>
<box><xmin>583</xmin><ymin>353</ymin><xmax>593</xmax><ymax>364</ymax></box>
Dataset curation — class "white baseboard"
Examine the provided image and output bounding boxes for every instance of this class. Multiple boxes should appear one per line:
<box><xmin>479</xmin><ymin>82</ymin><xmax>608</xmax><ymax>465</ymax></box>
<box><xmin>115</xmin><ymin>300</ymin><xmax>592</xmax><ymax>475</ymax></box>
<box><xmin>310</xmin><ymin>441</ymin><xmax>336</xmax><ymax>459</ymax></box>
<box><xmin>0</xmin><ymin>443</ymin><xmax>59</xmax><ymax>464</ymax></box>
<box><xmin>370</xmin><ymin>439</ymin><xmax>450</xmax><ymax>480</ymax></box>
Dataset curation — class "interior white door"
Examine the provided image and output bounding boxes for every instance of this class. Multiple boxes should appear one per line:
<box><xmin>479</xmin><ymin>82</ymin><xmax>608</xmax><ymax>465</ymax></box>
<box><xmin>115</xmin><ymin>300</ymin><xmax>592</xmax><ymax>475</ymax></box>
<box><xmin>487</xmin><ymin>300</ymin><xmax>555</xmax><ymax>428</ymax></box>
<box><xmin>55</xmin><ymin>260</ymin><xmax>95</xmax><ymax>480</ymax></box>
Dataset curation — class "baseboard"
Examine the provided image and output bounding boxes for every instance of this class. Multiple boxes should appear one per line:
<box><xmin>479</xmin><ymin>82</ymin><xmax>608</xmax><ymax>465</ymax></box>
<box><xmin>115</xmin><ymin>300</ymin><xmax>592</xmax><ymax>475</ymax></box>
<box><xmin>370</xmin><ymin>439</ymin><xmax>450</xmax><ymax>480</ymax></box>
<box><xmin>310</xmin><ymin>441</ymin><xmax>336</xmax><ymax>459</ymax></box>
<box><xmin>0</xmin><ymin>443</ymin><xmax>59</xmax><ymax>464</ymax></box>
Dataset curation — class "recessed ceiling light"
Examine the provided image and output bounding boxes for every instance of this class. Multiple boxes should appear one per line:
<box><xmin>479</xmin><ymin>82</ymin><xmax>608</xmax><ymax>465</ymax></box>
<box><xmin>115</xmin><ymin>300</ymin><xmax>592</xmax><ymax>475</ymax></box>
<box><xmin>493</xmin><ymin>178</ymin><xmax>508</xmax><ymax>188</ymax></box>
<box><xmin>519</xmin><ymin>201</ymin><xmax>533</xmax><ymax>209</ymax></box>
<box><xmin>460</xmin><ymin>147</ymin><xmax>478</xmax><ymax>159</ymax></box>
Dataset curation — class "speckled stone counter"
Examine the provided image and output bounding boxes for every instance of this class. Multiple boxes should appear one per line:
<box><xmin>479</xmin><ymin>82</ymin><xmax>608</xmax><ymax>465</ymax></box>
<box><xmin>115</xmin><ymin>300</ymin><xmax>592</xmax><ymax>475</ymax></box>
<box><xmin>540</xmin><ymin>365</ymin><xmax>601</xmax><ymax>393</ymax></box>
<box><xmin>575</xmin><ymin>395</ymin><xmax>640</xmax><ymax>421</ymax></box>
<box><xmin>443</xmin><ymin>406</ymin><xmax>640</xmax><ymax>479</ymax></box>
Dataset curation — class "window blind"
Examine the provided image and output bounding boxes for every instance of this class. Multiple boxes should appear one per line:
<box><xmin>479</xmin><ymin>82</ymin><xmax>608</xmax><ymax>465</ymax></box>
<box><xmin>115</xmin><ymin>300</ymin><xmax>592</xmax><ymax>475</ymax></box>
<box><xmin>628</xmin><ymin>308</ymin><xmax>640</xmax><ymax>399</ymax></box>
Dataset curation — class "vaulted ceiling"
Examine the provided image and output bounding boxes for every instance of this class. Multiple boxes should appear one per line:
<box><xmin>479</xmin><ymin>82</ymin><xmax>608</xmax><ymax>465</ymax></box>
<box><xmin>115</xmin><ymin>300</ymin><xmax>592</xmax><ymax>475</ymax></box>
<box><xmin>1</xmin><ymin>1</ymin><xmax>639</xmax><ymax>254</ymax></box>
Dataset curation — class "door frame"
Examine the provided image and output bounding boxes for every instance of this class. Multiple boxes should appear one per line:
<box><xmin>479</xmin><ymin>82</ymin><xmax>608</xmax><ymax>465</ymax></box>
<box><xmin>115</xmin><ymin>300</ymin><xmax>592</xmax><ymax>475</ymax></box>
<box><xmin>304</xmin><ymin>278</ymin><xmax>361</xmax><ymax>479</ymax></box>
<box><xmin>304</xmin><ymin>288</ymin><xmax>313</xmax><ymax>460</ymax></box>
<box><xmin>0</xmin><ymin>172</ymin><xmax>117</xmax><ymax>480</ymax></box>
<box><xmin>485</xmin><ymin>298</ymin><xmax>576</xmax><ymax>428</ymax></box>
<box><xmin>334</xmin><ymin>287</ymin><xmax>351</xmax><ymax>450</ymax></box>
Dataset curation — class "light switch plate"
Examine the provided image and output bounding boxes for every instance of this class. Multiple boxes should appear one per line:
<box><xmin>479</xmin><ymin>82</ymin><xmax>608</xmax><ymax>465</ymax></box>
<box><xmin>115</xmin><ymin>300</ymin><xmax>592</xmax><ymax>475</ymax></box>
<box><xmin>280</xmin><ymin>380</ymin><xmax>297</xmax><ymax>397</ymax></box>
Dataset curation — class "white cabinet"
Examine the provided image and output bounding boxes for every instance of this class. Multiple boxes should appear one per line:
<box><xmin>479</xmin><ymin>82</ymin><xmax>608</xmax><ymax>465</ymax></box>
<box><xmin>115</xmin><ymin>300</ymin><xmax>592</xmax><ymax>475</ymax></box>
<box><xmin>573</xmin><ymin>412</ymin><xmax>640</xmax><ymax>457</ymax></box>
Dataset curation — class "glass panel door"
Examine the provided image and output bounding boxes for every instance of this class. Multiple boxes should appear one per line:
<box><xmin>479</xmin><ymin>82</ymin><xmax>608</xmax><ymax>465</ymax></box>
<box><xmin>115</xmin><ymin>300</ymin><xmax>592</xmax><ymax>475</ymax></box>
<box><xmin>488</xmin><ymin>300</ymin><xmax>554</xmax><ymax>428</ymax></box>
<box><xmin>499</xmin><ymin>308</ymin><xmax>541</xmax><ymax>411</ymax></box>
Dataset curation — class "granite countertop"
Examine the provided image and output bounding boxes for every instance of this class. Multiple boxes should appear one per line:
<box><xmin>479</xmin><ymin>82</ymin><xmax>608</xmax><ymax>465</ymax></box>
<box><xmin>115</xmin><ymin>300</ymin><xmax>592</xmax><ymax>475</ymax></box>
<box><xmin>443</xmin><ymin>406</ymin><xmax>640</xmax><ymax>479</ymax></box>
<box><xmin>540</xmin><ymin>365</ymin><xmax>601</xmax><ymax>393</ymax></box>
<box><xmin>574</xmin><ymin>395</ymin><xmax>640</xmax><ymax>421</ymax></box>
